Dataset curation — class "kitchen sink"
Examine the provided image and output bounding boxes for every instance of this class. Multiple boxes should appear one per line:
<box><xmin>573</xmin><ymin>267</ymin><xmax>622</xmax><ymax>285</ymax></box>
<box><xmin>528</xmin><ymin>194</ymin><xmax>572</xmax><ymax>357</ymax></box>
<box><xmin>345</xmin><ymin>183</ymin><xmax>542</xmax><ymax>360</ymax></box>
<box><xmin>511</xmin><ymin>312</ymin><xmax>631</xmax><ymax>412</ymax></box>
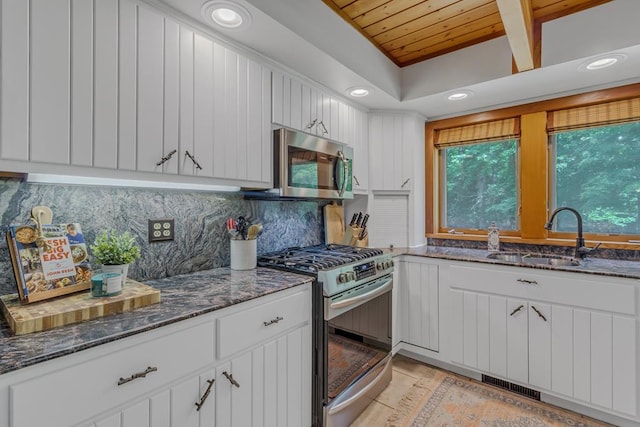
<box><xmin>487</xmin><ymin>252</ymin><xmax>580</xmax><ymax>267</ymax></box>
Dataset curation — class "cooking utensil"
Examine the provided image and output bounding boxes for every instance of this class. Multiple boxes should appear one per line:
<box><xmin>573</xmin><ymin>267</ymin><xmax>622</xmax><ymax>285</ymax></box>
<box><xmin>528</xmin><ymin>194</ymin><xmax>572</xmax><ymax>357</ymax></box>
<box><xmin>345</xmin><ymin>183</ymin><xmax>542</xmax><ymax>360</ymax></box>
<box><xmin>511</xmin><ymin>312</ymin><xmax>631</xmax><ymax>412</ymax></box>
<box><xmin>236</xmin><ymin>216</ymin><xmax>248</xmax><ymax>240</ymax></box>
<box><xmin>324</xmin><ymin>202</ymin><xmax>346</xmax><ymax>244</ymax></box>
<box><xmin>226</xmin><ymin>218</ymin><xmax>239</xmax><ymax>239</ymax></box>
<box><xmin>31</xmin><ymin>206</ymin><xmax>53</xmax><ymax>225</ymax></box>
<box><xmin>247</xmin><ymin>223</ymin><xmax>262</xmax><ymax>240</ymax></box>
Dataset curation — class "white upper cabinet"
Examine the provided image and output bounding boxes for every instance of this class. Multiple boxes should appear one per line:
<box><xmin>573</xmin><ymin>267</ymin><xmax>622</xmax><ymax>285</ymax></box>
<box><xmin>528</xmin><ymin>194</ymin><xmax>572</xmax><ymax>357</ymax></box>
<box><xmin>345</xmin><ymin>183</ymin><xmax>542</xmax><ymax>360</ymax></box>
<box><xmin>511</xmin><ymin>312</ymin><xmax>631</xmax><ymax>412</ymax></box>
<box><xmin>349</xmin><ymin>107</ymin><xmax>369</xmax><ymax>192</ymax></box>
<box><xmin>272</xmin><ymin>71</ymin><xmax>365</xmax><ymax>145</ymax></box>
<box><xmin>369</xmin><ymin>112</ymin><xmax>423</xmax><ymax>191</ymax></box>
<box><xmin>0</xmin><ymin>0</ymin><xmax>272</xmax><ymax>187</ymax></box>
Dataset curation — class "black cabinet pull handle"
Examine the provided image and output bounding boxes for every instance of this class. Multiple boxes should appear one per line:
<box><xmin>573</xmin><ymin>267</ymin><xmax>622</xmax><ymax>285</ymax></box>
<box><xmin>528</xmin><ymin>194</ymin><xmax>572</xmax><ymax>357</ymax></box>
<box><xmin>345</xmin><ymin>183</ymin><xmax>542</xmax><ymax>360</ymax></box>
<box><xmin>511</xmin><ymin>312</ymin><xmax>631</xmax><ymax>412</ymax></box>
<box><xmin>223</xmin><ymin>371</ymin><xmax>240</xmax><ymax>388</ymax></box>
<box><xmin>263</xmin><ymin>316</ymin><xmax>284</xmax><ymax>327</ymax></box>
<box><xmin>156</xmin><ymin>149</ymin><xmax>177</xmax><ymax>166</ymax></box>
<box><xmin>510</xmin><ymin>304</ymin><xmax>524</xmax><ymax>316</ymax></box>
<box><xmin>195</xmin><ymin>379</ymin><xmax>215</xmax><ymax>411</ymax></box>
<box><xmin>517</xmin><ymin>278</ymin><xmax>538</xmax><ymax>285</ymax></box>
<box><xmin>531</xmin><ymin>305</ymin><xmax>547</xmax><ymax>322</ymax></box>
<box><xmin>185</xmin><ymin>150</ymin><xmax>203</xmax><ymax>170</ymax></box>
<box><xmin>118</xmin><ymin>366</ymin><xmax>158</xmax><ymax>386</ymax></box>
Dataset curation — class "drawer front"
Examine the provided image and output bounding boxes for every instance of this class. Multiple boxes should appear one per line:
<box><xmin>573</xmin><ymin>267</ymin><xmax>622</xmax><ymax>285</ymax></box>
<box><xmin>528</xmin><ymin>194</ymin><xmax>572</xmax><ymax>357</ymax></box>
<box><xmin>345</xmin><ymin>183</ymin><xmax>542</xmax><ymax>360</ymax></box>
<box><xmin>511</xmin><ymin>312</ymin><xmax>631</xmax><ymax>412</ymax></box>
<box><xmin>217</xmin><ymin>288</ymin><xmax>310</xmax><ymax>359</ymax></box>
<box><xmin>10</xmin><ymin>320</ymin><xmax>214</xmax><ymax>427</ymax></box>
<box><xmin>449</xmin><ymin>264</ymin><xmax>636</xmax><ymax>315</ymax></box>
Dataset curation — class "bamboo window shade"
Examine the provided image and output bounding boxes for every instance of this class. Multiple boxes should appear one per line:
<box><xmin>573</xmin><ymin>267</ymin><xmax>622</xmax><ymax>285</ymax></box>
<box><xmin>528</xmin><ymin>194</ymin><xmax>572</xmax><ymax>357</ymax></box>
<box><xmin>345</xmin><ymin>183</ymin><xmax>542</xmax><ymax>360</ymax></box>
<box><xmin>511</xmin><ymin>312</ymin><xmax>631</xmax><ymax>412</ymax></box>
<box><xmin>548</xmin><ymin>97</ymin><xmax>640</xmax><ymax>133</ymax></box>
<box><xmin>434</xmin><ymin>118</ymin><xmax>520</xmax><ymax>147</ymax></box>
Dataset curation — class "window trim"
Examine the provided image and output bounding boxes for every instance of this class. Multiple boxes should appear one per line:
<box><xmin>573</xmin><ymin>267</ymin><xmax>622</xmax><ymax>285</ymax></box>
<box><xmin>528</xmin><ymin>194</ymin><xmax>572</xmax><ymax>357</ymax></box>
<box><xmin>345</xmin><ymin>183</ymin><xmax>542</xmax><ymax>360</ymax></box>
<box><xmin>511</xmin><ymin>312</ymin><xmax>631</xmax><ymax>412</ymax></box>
<box><xmin>425</xmin><ymin>82</ymin><xmax>640</xmax><ymax>248</ymax></box>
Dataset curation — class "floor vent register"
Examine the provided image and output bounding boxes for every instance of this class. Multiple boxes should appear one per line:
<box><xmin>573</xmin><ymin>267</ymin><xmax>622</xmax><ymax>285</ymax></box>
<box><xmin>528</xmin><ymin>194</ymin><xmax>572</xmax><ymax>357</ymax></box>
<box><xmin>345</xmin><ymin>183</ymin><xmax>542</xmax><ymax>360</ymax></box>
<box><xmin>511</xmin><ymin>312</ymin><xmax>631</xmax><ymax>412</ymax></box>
<box><xmin>482</xmin><ymin>375</ymin><xmax>541</xmax><ymax>401</ymax></box>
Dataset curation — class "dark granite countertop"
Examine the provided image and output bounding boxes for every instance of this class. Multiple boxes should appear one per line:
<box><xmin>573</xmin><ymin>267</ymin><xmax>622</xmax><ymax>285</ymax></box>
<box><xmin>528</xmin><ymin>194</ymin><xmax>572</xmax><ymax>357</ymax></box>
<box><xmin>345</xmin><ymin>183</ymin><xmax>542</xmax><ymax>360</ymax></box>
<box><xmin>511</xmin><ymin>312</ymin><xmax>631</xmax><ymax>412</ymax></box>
<box><xmin>0</xmin><ymin>267</ymin><xmax>313</xmax><ymax>376</ymax></box>
<box><xmin>388</xmin><ymin>246</ymin><xmax>640</xmax><ymax>280</ymax></box>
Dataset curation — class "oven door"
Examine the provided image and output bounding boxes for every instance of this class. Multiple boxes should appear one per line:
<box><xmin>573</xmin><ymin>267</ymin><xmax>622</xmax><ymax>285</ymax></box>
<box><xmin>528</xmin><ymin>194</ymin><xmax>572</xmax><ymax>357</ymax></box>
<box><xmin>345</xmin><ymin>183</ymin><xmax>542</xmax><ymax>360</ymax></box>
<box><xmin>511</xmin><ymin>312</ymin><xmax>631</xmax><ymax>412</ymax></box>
<box><xmin>325</xmin><ymin>274</ymin><xmax>393</xmax><ymax>320</ymax></box>
<box><xmin>275</xmin><ymin>128</ymin><xmax>353</xmax><ymax>199</ymax></box>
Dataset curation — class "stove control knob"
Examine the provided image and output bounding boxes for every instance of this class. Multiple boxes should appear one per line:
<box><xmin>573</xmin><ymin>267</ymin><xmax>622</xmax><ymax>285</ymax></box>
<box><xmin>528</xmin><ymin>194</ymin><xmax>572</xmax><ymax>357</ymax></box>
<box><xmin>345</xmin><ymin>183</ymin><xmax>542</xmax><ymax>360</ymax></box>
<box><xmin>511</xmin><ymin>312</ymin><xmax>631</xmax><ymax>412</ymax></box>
<box><xmin>347</xmin><ymin>271</ymin><xmax>355</xmax><ymax>281</ymax></box>
<box><xmin>390</xmin><ymin>260</ymin><xmax>395</xmax><ymax>267</ymax></box>
<box><xmin>385</xmin><ymin>261</ymin><xmax>392</xmax><ymax>269</ymax></box>
<box><xmin>338</xmin><ymin>273</ymin><xmax>347</xmax><ymax>283</ymax></box>
<box><xmin>376</xmin><ymin>263</ymin><xmax>383</xmax><ymax>271</ymax></box>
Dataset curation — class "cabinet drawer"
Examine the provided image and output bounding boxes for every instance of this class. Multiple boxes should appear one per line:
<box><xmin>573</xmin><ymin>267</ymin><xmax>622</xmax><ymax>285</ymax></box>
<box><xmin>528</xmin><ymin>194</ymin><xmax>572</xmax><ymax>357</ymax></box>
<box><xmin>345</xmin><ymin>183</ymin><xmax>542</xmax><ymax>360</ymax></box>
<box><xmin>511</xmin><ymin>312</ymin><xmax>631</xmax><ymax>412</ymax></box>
<box><xmin>449</xmin><ymin>264</ymin><xmax>636</xmax><ymax>315</ymax></box>
<box><xmin>217</xmin><ymin>288</ymin><xmax>310</xmax><ymax>359</ymax></box>
<box><xmin>10</xmin><ymin>320</ymin><xmax>214</xmax><ymax>427</ymax></box>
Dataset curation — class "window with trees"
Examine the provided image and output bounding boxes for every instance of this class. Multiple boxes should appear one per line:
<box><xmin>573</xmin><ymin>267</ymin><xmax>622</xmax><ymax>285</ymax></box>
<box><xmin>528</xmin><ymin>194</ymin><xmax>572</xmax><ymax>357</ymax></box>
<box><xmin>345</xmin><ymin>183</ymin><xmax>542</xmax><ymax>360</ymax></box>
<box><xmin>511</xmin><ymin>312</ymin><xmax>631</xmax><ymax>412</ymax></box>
<box><xmin>426</xmin><ymin>85</ymin><xmax>640</xmax><ymax>246</ymax></box>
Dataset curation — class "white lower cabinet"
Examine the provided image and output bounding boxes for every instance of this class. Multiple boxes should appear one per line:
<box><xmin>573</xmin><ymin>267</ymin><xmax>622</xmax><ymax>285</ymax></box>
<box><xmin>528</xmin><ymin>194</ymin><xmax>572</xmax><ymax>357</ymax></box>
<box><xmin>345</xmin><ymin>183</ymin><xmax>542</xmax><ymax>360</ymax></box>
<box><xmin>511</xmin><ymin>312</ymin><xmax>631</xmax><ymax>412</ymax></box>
<box><xmin>447</xmin><ymin>263</ymin><xmax>637</xmax><ymax>418</ymax></box>
<box><xmin>0</xmin><ymin>284</ymin><xmax>311</xmax><ymax>427</ymax></box>
<box><xmin>396</xmin><ymin>258</ymin><xmax>439</xmax><ymax>352</ymax></box>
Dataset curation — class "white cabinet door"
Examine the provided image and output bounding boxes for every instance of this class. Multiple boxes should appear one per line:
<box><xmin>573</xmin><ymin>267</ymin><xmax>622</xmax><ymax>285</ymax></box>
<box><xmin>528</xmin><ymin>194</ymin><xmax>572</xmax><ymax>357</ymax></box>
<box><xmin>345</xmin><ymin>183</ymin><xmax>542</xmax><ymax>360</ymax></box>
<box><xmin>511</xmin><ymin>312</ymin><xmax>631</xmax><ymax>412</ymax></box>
<box><xmin>350</xmin><ymin>108</ymin><xmax>369</xmax><ymax>192</ymax></box>
<box><xmin>215</xmin><ymin>325</ymin><xmax>311</xmax><ymax>427</ymax></box>
<box><xmin>137</xmin><ymin>6</ymin><xmax>177</xmax><ymax>175</ymax></box>
<box><xmin>369</xmin><ymin>113</ymin><xmax>415</xmax><ymax>191</ymax></box>
<box><xmin>398</xmin><ymin>259</ymin><xmax>439</xmax><ymax>351</ymax></box>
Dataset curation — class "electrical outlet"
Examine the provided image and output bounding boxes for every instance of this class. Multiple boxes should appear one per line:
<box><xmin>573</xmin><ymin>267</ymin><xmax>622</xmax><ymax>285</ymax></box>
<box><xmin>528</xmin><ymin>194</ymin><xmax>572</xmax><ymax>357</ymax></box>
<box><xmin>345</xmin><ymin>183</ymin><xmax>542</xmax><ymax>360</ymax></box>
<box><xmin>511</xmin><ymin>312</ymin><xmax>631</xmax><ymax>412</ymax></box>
<box><xmin>148</xmin><ymin>219</ymin><xmax>175</xmax><ymax>242</ymax></box>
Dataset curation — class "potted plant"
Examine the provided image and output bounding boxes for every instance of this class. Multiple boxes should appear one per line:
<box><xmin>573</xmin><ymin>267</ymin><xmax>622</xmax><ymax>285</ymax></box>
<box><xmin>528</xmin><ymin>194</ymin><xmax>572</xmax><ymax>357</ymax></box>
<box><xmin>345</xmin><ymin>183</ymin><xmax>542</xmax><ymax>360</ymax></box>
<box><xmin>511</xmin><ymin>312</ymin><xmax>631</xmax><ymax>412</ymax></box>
<box><xmin>90</xmin><ymin>230</ymin><xmax>141</xmax><ymax>286</ymax></box>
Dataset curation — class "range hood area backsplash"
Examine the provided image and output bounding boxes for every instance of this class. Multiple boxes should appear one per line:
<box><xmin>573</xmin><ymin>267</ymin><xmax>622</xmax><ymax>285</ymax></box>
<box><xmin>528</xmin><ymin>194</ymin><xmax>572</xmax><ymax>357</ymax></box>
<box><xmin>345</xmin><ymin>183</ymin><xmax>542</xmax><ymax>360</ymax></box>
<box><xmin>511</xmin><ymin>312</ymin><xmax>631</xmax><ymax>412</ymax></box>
<box><xmin>0</xmin><ymin>178</ymin><xmax>324</xmax><ymax>296</ymax></box>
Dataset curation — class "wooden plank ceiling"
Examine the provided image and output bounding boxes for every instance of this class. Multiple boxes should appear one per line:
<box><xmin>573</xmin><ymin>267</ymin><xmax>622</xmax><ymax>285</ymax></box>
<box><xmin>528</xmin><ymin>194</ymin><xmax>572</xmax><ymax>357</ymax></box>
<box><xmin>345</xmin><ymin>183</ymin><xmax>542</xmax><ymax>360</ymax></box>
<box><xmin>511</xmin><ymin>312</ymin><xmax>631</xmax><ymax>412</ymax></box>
<box><xmin>323</xmin><ymin>0</ymin><xmax>611</xmax><ymax>69</ymax></box>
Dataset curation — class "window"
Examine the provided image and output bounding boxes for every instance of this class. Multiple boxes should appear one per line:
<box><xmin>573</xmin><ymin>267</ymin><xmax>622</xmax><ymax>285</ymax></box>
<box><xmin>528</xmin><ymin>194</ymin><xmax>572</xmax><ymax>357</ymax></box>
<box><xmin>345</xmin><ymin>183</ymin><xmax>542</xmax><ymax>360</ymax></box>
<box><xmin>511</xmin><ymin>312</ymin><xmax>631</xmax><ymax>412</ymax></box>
<box><xmin>440</xmin><ymin>139</ymin><xmax>518</xmax><ymax>230</ymax></box>
<box><xmin>550</xmin><ymin>121</ymin><xmax>640</xmax><ymax>235</ymax></box>
<box><xmin>434</xmin><ymin>117</ymin><xmax>520</xmax><ymax>233</ymax></box>
<box><xmin>427</xmin><ymin>87</ymin><xmax>640</xmax><ymax>245</ymax></box>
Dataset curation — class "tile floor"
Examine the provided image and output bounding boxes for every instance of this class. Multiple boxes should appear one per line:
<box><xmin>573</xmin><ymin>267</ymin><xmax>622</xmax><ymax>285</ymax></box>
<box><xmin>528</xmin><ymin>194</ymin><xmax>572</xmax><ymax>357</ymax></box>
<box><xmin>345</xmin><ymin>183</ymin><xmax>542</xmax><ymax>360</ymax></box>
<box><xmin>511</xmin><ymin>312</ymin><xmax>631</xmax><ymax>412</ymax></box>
<box><xmin>351</xmin><ymin>354</ymin><xmax>435</xmax><ymax>426</ymax></box>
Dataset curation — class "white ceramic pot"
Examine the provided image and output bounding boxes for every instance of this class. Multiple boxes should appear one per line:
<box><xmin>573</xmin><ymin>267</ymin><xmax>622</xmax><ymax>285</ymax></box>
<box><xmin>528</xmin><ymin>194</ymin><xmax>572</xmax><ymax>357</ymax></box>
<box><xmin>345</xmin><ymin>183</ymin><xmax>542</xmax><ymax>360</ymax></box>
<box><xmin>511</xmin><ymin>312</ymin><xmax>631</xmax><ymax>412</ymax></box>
<box><xmin>230</xmin><ymin>239</ymin><xmax>257</xmax><ymax>270</ymax></box>
<box><xmin>101</xmin><ymin>263</ymin><xmax>129</xmax><ymax>286</ymax></box>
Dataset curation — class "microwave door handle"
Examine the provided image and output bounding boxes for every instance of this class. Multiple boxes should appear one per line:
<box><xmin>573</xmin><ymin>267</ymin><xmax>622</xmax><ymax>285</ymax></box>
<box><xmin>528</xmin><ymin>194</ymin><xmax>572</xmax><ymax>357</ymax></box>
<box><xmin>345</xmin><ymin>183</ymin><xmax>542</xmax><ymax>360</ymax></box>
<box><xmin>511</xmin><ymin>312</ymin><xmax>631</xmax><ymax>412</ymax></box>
<box><xmin>336</xmin><ymin>150</ymin><xmax>348</xmax><ymax>197</ymax></box>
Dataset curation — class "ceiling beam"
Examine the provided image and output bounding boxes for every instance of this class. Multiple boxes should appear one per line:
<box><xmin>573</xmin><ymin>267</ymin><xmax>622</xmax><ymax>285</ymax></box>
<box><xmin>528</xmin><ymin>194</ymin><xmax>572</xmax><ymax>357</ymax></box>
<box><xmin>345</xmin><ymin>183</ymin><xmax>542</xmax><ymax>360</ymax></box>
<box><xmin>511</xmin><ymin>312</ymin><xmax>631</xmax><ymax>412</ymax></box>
<box><xmin>496</xmin><ymin>0</ymin><xmax>535</xmax><ymax>72</ymax></box>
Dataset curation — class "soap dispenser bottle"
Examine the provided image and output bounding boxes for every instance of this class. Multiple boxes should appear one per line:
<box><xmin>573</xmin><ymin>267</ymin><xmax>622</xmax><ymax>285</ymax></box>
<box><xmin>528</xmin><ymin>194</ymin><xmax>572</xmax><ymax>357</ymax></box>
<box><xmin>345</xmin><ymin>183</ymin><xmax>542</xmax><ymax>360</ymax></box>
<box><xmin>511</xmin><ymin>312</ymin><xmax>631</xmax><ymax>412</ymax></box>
<box><xmin>488</xmin><ymin>222</ymin><xmax>500</xmax><ymax>252</ymax></box>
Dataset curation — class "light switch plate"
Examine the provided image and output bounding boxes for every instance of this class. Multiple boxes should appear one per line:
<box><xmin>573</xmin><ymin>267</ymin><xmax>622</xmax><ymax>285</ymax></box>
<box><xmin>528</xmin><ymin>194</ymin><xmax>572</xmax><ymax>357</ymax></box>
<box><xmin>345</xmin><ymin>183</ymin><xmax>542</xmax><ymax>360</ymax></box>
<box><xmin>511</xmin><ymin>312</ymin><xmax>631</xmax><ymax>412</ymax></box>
<box><xmin>148</xmin><ymin>219</ymin><xmax>175</xmax><ymax>242</ymax></box>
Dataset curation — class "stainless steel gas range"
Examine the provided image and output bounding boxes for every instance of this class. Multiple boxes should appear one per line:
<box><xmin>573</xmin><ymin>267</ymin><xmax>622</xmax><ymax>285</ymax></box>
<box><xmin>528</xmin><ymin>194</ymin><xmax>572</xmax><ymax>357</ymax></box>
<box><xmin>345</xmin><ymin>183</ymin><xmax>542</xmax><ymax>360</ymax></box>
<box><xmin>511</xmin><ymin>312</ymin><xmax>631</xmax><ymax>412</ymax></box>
<box><xmin>258</xmin><ymin>244</ymin><xmax>394</xmax><ymax>427</ymax></box>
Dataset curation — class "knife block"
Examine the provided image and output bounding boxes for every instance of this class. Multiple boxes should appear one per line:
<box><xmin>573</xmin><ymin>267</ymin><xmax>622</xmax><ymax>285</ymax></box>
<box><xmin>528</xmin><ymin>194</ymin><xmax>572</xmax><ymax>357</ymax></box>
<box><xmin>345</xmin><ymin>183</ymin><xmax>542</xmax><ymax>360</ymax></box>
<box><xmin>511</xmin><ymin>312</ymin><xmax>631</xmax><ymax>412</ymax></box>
<box><xmin>343</xmin><ymin>227</ymin><xmax>368</xmax><ymax>247</ymax></box>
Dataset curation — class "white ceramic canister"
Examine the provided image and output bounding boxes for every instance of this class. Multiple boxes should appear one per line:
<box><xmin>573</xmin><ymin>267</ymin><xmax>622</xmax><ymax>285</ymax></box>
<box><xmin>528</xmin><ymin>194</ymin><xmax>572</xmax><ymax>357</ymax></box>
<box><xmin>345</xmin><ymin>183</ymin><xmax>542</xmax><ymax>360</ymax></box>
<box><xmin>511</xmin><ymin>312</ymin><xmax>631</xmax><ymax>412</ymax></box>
<box><xmin>230</xmin><ymin>239</ymin><xmax>257</xmax><ymax>270</ymax></box>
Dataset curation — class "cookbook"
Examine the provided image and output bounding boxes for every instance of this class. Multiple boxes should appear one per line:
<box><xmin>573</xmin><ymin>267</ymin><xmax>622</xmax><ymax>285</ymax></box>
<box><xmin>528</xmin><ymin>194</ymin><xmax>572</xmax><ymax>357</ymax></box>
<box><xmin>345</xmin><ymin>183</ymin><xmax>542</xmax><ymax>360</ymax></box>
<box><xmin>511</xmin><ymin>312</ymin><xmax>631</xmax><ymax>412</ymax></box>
<box><xmin>6</xmin><ymin>223</ymin><xmax>92</xmax><ymax>303</ymax></box>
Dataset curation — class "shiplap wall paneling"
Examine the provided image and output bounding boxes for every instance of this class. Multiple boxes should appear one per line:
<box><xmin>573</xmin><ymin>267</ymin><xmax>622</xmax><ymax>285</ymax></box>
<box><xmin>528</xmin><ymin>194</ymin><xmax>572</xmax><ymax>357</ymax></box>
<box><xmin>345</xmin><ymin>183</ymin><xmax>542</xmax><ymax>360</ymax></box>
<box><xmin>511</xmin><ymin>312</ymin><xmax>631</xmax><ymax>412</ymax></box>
<box><xmin>1</xmin><ymin>0</ymin><xmax>30</xmax><ymax>161</ymax></box>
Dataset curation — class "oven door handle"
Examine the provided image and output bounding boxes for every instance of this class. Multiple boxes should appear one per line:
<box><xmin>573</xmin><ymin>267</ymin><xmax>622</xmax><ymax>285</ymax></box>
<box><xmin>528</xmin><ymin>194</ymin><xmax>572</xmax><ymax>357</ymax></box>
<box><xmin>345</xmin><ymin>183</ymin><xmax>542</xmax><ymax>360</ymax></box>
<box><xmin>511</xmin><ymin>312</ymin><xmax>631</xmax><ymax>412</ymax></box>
<box><xmin>329</xmin><ymin>278</ymin><xmax>392</xmax><ymax>310</ymax></box>
<box><xmin>327</xmin><ymin>356</ymin><xmax>390</xmax><ymax>415</ymax></box>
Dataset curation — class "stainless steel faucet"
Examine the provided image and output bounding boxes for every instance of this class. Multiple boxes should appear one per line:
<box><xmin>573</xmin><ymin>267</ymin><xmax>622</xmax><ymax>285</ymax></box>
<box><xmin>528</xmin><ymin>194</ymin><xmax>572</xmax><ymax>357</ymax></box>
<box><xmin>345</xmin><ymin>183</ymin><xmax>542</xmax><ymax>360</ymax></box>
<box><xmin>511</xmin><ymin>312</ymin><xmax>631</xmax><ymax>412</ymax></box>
<box><xmin>544</xmin><ymin>207</ymin><xmax>600</xmax><ymax>259</ymax></box>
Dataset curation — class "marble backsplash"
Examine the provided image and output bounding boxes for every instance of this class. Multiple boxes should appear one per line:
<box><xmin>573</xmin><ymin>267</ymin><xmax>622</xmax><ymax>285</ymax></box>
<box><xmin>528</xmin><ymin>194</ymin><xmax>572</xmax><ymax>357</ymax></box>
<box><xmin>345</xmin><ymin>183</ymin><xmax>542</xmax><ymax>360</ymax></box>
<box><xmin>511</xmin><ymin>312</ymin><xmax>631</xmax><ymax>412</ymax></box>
<box><xmin>0</xmin><ymin>178</ymin><xmax>324</xmax><ymax>296</ymax></box>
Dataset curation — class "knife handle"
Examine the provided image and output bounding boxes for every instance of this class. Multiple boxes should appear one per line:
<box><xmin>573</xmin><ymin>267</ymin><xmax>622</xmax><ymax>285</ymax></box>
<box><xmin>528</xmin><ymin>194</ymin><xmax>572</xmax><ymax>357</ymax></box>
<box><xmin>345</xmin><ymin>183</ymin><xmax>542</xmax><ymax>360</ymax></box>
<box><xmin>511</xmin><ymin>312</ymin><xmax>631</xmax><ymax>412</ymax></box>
<box><xmin>355</xmin><ymin>212</ymin><xmax>363</xmax><ymax>227</ymax></box>
<box><xmin>349</xmin><ymin>213</ymin><xmax>358</xmax><ymax>227</ymax></box>
<box><xmin>360</xmin><ymin>214</ymin><xmax>369</xmax><ymax>229</ymax></box>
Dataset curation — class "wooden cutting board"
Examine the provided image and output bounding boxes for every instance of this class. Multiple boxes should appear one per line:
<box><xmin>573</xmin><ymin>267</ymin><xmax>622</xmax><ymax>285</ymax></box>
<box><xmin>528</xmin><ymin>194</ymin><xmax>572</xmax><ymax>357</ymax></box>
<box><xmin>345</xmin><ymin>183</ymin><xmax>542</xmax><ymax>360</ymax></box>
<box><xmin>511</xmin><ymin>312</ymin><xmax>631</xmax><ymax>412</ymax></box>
<box><xmin>324</xmin><ymin>201</ymin><xmax>345</xmax><ymax>244</ymax></box>
<box><xmin>0</xmin><ymin>279</ymin><xmax>161</xmax><ymax>335</ymax></box>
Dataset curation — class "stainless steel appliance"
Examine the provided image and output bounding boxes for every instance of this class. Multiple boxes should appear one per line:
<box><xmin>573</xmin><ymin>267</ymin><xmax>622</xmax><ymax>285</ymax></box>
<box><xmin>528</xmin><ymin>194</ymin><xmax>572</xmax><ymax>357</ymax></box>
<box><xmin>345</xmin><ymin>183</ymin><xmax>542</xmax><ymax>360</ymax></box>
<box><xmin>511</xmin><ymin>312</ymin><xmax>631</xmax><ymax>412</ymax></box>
<box><xmin>273</xmin><ymin>128</ymin><xmax>354</xmax><ymax>200</ymax></box>
<box><xmin>258</xmin><ymin>244</ymin><xmax>394</xmax><ymax>427</ymax></box>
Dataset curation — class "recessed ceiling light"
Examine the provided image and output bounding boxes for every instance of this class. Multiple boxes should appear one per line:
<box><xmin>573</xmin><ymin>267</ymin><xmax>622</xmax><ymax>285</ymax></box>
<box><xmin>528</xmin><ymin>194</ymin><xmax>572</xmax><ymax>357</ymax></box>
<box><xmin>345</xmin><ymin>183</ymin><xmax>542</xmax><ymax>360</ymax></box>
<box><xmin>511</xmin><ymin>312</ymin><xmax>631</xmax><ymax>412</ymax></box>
<box><xmin>201</xmin><ymin>1</ymin><xmax>251</xmax><ymax>30</ymax></box>
<box><xmin>579</xmin><ymin>53</ymin><xmax>627</xmax><ymax>71</ymax></box>
<box><xmin>447</xmin><ymin>90</ymin><xmax>473</xmax><ymax>101</ymax></box>
<box><xmin>346</xmin><ymin>86</ymin><xmax>373</xmax><ymax>98</ymax></box>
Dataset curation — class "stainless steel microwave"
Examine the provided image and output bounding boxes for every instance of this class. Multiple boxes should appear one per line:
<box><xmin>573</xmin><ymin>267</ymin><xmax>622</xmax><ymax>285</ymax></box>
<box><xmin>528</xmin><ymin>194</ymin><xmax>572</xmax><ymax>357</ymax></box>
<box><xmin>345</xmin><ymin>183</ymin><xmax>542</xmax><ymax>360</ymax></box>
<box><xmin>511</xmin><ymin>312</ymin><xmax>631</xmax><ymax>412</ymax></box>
<box><xmin>273</xmin><ymin>128</ymin><xmax>353</xmax><ymax>199</ymax></box>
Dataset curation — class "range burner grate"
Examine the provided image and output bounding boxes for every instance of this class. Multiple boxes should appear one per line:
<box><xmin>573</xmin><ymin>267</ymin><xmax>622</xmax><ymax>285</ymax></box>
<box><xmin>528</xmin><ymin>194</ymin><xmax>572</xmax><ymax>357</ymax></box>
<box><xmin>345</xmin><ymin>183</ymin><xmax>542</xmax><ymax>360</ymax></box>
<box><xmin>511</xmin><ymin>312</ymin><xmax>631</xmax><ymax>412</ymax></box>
<box><xmin>258</xmin><ymin>244</ymin><xmax>383</xmax><ymax>273</ymax></box>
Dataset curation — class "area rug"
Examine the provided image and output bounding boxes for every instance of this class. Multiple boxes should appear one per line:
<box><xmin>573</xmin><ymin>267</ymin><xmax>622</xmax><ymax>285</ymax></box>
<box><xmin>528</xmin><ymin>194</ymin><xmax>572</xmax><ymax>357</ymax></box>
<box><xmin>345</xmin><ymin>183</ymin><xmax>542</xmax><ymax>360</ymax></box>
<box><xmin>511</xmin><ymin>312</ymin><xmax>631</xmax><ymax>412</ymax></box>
<box><xmin>327</xmin><ymin>333</ymin><xmax>386</xmax><ymax>399</ymax></box>
<box><xmin>386</xmin><ymin>366</ymin><xmax>613</xmax><ymax>427</ymax></box>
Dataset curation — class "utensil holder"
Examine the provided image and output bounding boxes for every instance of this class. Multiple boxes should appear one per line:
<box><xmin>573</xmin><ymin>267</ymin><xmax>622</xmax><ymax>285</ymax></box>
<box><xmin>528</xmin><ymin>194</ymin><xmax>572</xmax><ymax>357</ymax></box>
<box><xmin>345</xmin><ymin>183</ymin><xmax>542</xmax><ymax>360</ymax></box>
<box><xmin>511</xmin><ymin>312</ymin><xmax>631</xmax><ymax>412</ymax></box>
<box><xmin>230</xmin><ymin>239</ymin><xmax>257</xmax><ymax>270</ymax></box>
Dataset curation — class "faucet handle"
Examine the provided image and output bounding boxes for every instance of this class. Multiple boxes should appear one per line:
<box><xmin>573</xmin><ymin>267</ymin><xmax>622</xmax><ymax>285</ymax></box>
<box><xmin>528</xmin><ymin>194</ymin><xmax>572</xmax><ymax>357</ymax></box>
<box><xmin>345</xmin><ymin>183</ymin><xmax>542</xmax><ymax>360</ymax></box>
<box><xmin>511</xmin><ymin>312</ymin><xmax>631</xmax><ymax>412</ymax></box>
<box><xmin>578</xmin><ymin>242</ymin><xmax>601</xmax><ymax>257</ymax></box>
